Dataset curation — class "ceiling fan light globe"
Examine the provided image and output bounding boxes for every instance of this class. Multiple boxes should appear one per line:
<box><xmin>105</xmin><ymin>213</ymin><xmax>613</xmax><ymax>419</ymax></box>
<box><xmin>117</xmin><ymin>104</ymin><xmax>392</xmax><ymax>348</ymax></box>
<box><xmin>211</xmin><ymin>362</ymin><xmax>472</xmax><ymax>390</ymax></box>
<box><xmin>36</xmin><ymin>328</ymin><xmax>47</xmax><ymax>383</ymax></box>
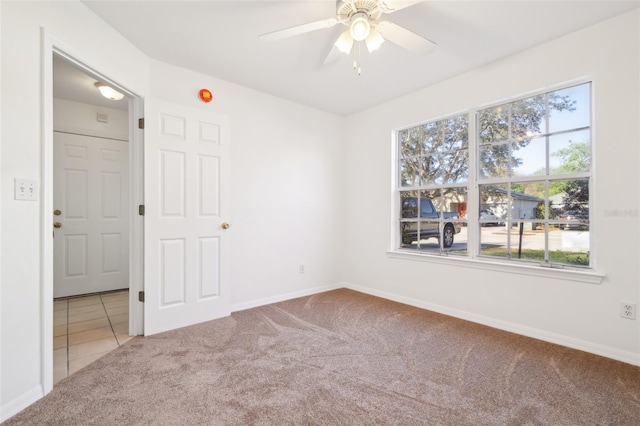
<box><xmin>349</xmin><ymin>13</ymin><xmax>370</xmax><ymax>41</ymax></box>
<box><xmin>335</xmin><ymin>30</ymin><xmax>354</xmax><ymax>54</ymax></box>
<box><xmin>365</xmin><ymin>29</ymin><xmax>385</xmax><ymax>52</ymax></box>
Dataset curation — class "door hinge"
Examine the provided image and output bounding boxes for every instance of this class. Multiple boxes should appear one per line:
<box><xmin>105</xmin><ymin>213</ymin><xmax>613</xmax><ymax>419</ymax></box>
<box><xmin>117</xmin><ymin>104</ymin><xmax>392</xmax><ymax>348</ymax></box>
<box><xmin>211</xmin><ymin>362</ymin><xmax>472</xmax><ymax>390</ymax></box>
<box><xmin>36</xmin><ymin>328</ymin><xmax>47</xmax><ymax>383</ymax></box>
<box><xmin>138</xmin><ymin>118</ymin><xmax>145</xmax><ymax>129</ymax></box>
<box><xmin>138</xmin><ymin>291</ymin><xmax>145</xmax><ymax>302</ymax></box>
<box><xmin>138</xmin><ymin>205</ymin><xmax>145</xmax><ymax>216</ymax></box>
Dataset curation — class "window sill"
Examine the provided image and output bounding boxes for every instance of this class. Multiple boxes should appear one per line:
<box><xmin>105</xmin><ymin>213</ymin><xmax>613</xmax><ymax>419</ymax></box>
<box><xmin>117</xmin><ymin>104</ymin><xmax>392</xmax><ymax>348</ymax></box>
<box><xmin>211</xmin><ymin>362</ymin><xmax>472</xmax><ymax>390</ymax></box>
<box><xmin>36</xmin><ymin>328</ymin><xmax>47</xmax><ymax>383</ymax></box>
<box><xmin>386</xmin><ymin>250</ymin><xmax>604</xmax><ymax>284</ymax></box>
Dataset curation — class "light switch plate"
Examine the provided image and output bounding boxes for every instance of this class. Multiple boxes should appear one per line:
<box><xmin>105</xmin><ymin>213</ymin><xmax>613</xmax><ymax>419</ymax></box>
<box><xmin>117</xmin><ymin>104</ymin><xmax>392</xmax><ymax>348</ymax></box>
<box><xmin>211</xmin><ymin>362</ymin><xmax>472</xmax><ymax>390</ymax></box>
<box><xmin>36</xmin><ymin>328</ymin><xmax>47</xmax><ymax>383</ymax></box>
<box><xmin>15</xmin><ymin>179</ymin><xmax>38</xmax><ymax>201</ymax></box>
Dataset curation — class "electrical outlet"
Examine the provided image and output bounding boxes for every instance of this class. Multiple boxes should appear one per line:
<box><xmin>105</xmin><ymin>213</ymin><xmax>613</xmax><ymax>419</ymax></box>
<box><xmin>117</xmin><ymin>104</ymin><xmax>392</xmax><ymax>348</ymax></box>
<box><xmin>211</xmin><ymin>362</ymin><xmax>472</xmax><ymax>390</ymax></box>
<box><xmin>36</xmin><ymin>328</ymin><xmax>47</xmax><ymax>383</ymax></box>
<box><xmin>14</xmin><ymin>179</ymin><xmax>38</xmax><ymax>201</ymax></box>
<box><xmin>299</xmin><ymin>264</ymin><xmax>305</xmax><ymax>274</ymax></box>
<box><xmin>620</xmin><ymin>302</ymin><xmax>636</xmax><ymax>320</ymax></box>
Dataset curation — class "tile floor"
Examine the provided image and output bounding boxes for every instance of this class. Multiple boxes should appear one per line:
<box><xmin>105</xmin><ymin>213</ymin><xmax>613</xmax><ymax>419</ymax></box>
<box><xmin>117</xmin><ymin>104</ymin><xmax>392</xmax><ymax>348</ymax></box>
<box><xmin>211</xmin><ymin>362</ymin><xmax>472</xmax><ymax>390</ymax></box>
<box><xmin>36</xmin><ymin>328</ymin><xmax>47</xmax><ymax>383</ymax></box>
<box><xmin>53</xmin><ymin>289</ymin><xmax>133</xmax><ymax>385</ymax></box>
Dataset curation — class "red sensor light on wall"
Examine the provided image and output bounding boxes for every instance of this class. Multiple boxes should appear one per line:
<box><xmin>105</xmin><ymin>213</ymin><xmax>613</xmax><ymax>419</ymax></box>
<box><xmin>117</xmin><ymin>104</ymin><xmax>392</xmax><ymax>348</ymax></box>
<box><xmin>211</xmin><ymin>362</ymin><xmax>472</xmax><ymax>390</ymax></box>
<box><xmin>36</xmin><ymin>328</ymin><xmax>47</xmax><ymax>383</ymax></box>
<box><xmin>199</xmin><ymin>89</ymin><xmax>213</xmax><ymax>103</ymax></box>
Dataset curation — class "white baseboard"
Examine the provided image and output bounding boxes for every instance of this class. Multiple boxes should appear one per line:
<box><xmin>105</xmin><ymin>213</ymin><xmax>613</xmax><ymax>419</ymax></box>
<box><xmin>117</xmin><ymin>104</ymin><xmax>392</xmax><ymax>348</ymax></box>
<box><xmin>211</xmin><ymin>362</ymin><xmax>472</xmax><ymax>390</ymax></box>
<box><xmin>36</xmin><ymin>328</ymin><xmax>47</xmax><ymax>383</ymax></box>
<box><xmin>342</xmin><ymin>282</ymin><xmax>640</xmax><ymax>367</ymax></box>
<box><xmin>231</xmin><ymin>283</ymin><xmax>343</xmax><ymax>313</ymax></box>
<box><xmin>1</xmin><ymin>385</ymin><xmax>43</xmax><ymax>423</ymax></box>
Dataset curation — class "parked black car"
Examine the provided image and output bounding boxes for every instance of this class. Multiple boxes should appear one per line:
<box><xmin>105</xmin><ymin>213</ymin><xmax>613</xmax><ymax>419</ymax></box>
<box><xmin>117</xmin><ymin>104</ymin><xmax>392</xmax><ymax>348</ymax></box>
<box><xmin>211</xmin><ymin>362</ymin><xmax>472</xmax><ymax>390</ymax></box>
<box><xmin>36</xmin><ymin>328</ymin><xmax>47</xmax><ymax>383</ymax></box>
<box><xmin>401</xmin><ymin>197</ymin><xmax>462</xmax><ymax>248</ymax></box>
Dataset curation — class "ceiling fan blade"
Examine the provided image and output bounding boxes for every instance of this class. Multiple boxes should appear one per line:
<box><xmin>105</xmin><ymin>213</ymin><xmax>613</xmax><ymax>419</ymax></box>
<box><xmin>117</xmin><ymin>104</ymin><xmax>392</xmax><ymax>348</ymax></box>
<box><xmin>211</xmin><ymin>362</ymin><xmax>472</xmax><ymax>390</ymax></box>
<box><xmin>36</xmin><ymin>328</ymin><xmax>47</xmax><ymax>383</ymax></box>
<box><xmin>376</xmin><ymin>21</ymin><xmax>436</xmax><ymax>55</ymax></box>
<box><xmin>259</xmin><ymin>18</ymin><xmax>338</xmax><ymax>42</ymax></box>
<box><xmin>379</xmin><ymin>0</ymin><xmax>426</xmax><ymax>14</ymax></box>
<box><xmin>323</xmin><ymin>45</ymin><xmax>343</xmax><ymax>65</ymax></box>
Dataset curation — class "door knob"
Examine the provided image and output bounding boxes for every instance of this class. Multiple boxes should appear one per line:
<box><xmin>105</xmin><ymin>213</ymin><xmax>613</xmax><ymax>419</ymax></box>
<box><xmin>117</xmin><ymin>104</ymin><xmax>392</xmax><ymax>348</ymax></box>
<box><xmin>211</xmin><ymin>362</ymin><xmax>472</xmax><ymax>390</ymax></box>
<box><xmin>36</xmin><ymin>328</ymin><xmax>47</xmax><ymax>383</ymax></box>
<box><xmin>221</xmin><ymin>222</ymin><xmax>230</xmax><ymax>229</ymax></box>
<box><xmin>53</xmin><ymin>209</ymin><xmax>62</xmax><ymax>216</ymax></box>
<box><xmin>53</xmin><ymin>222</ymin><xmax>62</xmax><ymax>229</ymax></box>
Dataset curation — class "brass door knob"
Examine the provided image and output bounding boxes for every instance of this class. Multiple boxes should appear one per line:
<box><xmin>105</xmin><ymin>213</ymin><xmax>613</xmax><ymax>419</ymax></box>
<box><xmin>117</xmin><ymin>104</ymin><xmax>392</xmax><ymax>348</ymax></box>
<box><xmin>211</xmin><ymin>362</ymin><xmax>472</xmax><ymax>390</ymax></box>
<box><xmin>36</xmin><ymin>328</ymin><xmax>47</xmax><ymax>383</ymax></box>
<box><xmin>53</xmin><ymin>209</ymin><xmax>62</xmax><ymax>216</ymax></box>
<box><xmin>221</xmin><ymin>222</ymin><xmax>230</xmax><ymax>229</ymax></box>
<box><xmin>53</xmin><ymin>222</ymin><xmax>62</xmax><ymax>229</ymax></box>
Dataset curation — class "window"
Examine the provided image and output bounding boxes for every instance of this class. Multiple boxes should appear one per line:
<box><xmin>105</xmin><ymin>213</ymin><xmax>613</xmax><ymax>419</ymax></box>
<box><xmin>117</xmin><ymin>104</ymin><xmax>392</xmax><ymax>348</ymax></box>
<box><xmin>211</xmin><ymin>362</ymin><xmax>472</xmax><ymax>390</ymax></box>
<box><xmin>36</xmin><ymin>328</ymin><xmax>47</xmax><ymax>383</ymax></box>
<box><xmin>395</xmin><ymin>82</ymin><xmax>591</xmax><ymax>268</ymax></box>
<box><xmin>398</xmin><ymin>114</ymin><xmax>469</xmax><ymax>255</ymax></box>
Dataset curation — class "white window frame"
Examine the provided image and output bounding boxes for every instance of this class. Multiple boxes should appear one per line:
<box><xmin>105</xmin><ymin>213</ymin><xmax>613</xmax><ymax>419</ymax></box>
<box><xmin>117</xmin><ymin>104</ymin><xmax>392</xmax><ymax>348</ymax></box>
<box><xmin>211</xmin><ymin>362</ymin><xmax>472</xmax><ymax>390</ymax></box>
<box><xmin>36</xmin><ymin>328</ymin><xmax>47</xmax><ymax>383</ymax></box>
<box><xmin>389</xmin><ymin>79</ymin><xmax>604</xmax><ymax>284</ymax></box>
<box><xmin>396</xmin><ymin>112</ymin><xmax>470</xmax><ymax>255</ymax></box>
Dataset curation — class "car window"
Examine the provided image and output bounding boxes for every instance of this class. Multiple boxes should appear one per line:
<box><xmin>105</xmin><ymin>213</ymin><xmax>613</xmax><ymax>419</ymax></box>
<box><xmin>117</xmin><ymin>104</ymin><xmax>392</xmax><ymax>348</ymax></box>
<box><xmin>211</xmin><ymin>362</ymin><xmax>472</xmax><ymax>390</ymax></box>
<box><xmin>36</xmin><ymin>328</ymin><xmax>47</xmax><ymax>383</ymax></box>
<box><xmin>421</xmin><ymin>199</ymin><xmax>434</xmax><ymax>215</ymax></box>
<box><xmin>401</xmin><ymin>198</ymin><xmax>418</xmax><ymax>218</ymax></box>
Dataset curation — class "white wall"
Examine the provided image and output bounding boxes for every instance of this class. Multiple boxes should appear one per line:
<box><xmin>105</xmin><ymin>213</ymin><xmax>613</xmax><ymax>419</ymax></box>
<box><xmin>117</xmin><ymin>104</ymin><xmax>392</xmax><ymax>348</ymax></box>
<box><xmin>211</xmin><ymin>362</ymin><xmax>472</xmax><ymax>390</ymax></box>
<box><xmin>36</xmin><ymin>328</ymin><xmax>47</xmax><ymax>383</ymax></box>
<box><xmin>148</xmin><ymin>61</ymin><xmax>346</xmax><ymax>310</ymax></box>
<box><xmin>1</xmin><ymin>1</ymin><xmax>345</xmax><ymax>419</ymax></box>
<box><xmin>53</xmin><ymin>98</ymin><xmax>129</xmax><ymax>141</ymax></box>
<box><xmin>1</xmin><ymin>0</ymin><xmax>149</xmax><ymax>418</ymax></box>
<box><xmin>343</xmin><ymin>10</ymin><xmax>640</xmax><ymax>364</ymax></box>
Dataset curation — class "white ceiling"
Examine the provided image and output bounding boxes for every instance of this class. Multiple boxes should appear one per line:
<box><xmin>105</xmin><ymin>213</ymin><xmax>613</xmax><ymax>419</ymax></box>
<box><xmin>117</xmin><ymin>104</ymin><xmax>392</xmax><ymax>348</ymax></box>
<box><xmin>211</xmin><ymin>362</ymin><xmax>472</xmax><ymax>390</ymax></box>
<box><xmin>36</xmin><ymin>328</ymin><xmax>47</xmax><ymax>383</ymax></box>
<box><xmin>57</xmin><ymin>1</ymin><xmax>639</xmax><ymax>116</ymax></box>
<box><xmin>53</xmin><ymin>54</ymin><xmax>130</xmax><ymax>111</ymax></box>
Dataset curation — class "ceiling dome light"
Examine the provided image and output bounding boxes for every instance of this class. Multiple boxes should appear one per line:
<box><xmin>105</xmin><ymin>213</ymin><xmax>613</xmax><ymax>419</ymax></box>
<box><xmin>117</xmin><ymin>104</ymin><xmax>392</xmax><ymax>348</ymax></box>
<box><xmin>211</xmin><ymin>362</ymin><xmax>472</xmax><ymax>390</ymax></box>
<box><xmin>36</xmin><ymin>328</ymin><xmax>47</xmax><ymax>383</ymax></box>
<box><xmin>349</xmin><ymin>12</ymin><xmax>370</xmax><ymax>42</ymax></box>
<box><xmin>95</xmin><ymin>82</ymin><xmax>125</xmax><ymax>101</ymax></box>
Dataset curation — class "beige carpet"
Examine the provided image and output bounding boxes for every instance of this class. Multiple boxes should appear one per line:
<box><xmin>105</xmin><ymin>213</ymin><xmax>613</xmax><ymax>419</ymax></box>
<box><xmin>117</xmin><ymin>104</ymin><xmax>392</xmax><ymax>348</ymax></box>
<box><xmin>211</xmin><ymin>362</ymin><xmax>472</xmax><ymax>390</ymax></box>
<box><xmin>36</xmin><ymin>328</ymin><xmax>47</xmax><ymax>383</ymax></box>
<box><xmin>5</xmin><ymin>289</ymin><xmax>640</xmax><ymax>425</ymax></box>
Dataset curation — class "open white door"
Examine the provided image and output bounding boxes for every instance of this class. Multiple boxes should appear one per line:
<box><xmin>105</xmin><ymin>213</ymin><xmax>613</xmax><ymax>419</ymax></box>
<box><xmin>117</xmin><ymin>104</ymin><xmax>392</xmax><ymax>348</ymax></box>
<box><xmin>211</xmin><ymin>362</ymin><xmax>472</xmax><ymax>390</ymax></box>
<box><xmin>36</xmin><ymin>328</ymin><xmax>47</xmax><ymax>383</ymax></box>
<box><xmin>144</xmin><ymin>98</ymin><xmax>231</xmax><ymax>336</ymax></box>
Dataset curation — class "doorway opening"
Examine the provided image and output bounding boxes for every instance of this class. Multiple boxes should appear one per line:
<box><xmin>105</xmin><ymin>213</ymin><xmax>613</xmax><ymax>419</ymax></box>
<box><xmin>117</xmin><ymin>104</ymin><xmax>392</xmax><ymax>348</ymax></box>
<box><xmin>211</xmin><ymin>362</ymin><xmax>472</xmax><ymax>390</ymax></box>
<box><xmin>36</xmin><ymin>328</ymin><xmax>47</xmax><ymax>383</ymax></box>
<box><xmin>53</xmin><ymin>54</ymin><xmax>130</xmax><ymax>299</ymax></box>
<box><xmin>53</xmin><ymin>289</ymin><xmax>131</xmax><ymax>384</ymax></box>
<box><xmin>45</xmin><ymin>47</ymin><xmax>144</xmax><ymax>388</ymax></box>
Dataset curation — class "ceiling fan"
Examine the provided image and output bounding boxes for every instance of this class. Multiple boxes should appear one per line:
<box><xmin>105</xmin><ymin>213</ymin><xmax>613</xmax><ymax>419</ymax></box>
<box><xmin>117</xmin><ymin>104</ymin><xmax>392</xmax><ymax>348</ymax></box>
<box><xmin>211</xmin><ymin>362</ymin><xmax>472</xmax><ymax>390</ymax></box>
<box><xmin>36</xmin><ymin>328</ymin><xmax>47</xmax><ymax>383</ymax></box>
<box><xmin>259</xmin><ymin>0</ymin><xmax>436</xmax><ymax>69</ymax></box>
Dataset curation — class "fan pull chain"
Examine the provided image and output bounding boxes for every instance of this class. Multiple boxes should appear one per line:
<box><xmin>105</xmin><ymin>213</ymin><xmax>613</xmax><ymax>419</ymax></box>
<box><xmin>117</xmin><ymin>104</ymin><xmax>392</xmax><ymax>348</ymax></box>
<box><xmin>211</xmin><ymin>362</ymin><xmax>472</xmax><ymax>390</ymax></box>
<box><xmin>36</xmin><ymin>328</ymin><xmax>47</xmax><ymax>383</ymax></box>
<box><xmin>353</xmin><ymin>42</ymin><xmax>362</xmax><ymax>76</ymax></box>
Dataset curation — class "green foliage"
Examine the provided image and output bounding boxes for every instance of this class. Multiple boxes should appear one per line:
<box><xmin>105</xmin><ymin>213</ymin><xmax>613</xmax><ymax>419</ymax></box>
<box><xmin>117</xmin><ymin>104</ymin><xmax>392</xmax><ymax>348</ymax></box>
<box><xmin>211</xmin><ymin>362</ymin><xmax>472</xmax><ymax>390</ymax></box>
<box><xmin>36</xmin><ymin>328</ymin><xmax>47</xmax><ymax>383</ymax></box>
<box><xmin>510</xmin><ymin>183</ymin><xmax>525</xmax><ymax>193</ymax></box>
<box><xmin>549</xmin><ymin>140</ymin><xmax>591</xmax><ymax>211</ymax></box>
<box><xmin>480</xmin><ymin>247</ymin><xmax>589</xmax><ymax>266</ymax></box>
<box><xmin>553</xmin><ymin>141</ymin><xmax>590</xmax><ymax>173</ymax></box>
<box><xmin>548</xmin><ymin>180</ymin><xmax>566</xmax><ymax>197</ymax></box>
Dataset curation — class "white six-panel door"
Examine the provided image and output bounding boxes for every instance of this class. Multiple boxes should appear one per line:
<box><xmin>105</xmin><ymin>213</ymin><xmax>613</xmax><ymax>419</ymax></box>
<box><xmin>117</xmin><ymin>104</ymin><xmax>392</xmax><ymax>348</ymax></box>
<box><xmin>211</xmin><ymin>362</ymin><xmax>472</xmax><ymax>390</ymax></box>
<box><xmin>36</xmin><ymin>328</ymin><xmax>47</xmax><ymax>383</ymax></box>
<box><xmin>53</xmin><ymin>132</ymin><xmax>130</xmax><ymax>298</ymax></box>
<box><xmin>143</xmin><ymin>99</ymin><xmax>231</xmax><ymax>336</ymax></box>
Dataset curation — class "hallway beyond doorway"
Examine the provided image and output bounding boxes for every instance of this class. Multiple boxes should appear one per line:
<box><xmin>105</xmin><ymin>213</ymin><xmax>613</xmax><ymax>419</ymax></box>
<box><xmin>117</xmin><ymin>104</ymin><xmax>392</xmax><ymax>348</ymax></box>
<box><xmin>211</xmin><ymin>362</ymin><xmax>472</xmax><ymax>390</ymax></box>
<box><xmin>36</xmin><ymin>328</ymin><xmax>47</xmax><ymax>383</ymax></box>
<box><xmin>53</xmin><ymin>290</ymin><xmax>132</xmax><ymax>385</ymax></box>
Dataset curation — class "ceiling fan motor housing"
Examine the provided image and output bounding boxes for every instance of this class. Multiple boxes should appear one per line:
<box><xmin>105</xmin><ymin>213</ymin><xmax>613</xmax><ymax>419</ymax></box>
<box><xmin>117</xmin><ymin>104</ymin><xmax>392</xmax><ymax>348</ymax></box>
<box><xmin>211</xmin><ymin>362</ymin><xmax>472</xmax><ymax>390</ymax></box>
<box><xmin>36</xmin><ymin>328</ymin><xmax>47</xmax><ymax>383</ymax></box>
<box><xmin>337</xmin><ymin>0</ymin><xmax>383</xmax><ymax>23</ymax></box>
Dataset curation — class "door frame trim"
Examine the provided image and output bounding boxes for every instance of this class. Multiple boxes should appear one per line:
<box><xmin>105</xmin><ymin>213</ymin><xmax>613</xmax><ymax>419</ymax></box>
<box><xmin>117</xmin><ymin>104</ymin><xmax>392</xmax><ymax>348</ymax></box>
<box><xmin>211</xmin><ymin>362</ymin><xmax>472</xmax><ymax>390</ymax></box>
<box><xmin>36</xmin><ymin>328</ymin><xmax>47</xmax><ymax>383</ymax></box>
<box><xmin>41</xmin><ymin>29</ymin><xmax>144</xmax><ymax>395</ymax></box>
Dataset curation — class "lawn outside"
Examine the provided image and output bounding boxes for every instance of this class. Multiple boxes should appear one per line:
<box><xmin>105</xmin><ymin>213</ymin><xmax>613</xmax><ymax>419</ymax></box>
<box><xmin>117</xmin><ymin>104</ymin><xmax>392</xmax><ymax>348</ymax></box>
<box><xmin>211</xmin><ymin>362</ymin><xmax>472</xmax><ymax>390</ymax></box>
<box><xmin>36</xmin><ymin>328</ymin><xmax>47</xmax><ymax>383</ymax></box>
<box><xmin>403</xmin><ymin>226</ymin><xmax>590</xmax><ymax>266</ymax></box>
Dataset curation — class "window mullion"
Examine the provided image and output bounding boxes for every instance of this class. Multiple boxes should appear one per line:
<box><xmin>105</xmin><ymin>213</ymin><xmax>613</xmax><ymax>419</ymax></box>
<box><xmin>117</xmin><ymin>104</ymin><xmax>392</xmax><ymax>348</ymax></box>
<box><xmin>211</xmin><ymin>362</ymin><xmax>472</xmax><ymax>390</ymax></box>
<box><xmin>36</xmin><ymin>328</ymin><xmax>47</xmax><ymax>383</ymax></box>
<box><xmin>544</xmin><ymin>180</ymin><xmax>550</xmax><ymax>263</ymax></box>
<box><xmin>468</xmin><ymin>110</ymin><xmax>479</xmax><ymax>260</ymax></box>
